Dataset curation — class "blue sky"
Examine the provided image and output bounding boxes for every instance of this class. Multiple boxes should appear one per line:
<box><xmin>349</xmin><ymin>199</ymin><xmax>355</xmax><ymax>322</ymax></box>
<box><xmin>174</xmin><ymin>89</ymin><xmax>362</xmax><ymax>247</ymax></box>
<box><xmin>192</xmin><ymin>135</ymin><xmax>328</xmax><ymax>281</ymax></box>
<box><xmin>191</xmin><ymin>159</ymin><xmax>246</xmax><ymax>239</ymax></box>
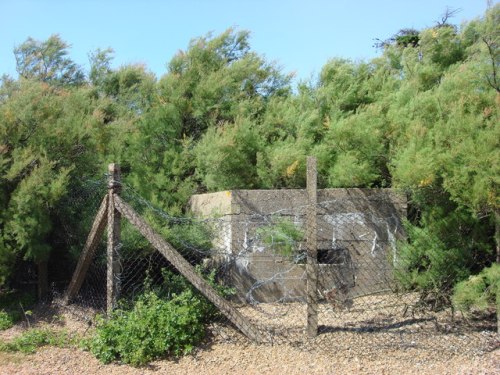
<box><xmin>0</xmin><ymin>0</ymin><xmax>492</xmax><ymax>82</ymax></box>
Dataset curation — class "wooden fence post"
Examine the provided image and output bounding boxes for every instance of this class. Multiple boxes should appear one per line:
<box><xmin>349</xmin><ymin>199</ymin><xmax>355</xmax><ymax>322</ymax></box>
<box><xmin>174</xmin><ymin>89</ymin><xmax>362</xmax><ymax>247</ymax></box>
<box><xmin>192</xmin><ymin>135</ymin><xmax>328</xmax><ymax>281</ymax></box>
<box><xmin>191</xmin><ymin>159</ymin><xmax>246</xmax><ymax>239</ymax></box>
<box><xmin>306</xmin><ymin>156</ymin><xmax>318</xmax><ymax>338</ymax></box>
<box><xmin>64</xmin><ymin>195</ymin><xmax>108</xmax><ymax>304</ymax></box>
<box><xmin>496</xmin><ymin>210</ymin><xmax>499</xmax><ymax>333</ymax></box>
<box><xmin>112</xmin><ymin>194</ymin><xmax>266</xmax><ymax>344</ymax></box>
<box><xmin>107</xmin><ymin>163</ymin><xmax>121</xmax><ymax>314</ymax></box>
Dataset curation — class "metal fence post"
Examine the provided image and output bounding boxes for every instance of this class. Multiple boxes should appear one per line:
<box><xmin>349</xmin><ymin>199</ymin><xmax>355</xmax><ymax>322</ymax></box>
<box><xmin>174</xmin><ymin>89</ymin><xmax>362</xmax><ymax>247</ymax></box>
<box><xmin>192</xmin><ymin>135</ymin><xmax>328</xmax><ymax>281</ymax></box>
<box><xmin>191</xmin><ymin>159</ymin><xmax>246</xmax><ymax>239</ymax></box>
<box><xmin>107</xmin><ymin>163</ymin><xmax>121</xmax><ymax>314</ymax></box>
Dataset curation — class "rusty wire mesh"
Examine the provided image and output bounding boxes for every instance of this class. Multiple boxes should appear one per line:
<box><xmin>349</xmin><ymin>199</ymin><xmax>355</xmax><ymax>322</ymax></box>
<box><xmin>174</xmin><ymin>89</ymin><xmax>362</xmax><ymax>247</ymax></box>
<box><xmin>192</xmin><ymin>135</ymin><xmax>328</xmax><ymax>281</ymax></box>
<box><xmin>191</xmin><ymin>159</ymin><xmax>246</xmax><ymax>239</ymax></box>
<box><xmin>41</xmin><ymin>178</ymin><xmax>494</xmax><ymax>355</ymax></box>
<box><xmin>8</xmin><ymin>171</ymin><xmax>497</xmax><ymax>359</ymax></box>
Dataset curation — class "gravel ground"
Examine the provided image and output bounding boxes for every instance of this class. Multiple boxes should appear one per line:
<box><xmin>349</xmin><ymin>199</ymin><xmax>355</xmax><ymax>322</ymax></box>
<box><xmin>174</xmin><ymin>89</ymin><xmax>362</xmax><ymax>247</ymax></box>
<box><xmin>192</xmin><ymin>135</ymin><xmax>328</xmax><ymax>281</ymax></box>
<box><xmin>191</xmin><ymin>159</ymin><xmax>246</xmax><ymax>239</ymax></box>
<box><xmin>0</xmin><ymin>342</ymin><xmax>498</xmax><ymax>375</ymax></box>
<box><xmin>0</xmin><ymin>298</ymin><xmax>498</xmax><ymax>375</ymax></box>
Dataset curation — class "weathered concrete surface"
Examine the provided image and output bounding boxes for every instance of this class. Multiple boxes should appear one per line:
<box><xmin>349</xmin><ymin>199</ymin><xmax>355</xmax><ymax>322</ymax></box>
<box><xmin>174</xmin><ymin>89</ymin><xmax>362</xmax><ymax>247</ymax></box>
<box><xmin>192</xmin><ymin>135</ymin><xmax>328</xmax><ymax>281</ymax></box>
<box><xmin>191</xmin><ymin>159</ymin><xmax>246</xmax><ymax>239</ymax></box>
<box><xmin>190</xmin><ymin>189</ymin><xmax>407</xmax><ymax>303</ymax></box>
<box><xmin>190</xmin><ymin>191</ymin><xmax>233</xmax><ymax>217</ymax></box>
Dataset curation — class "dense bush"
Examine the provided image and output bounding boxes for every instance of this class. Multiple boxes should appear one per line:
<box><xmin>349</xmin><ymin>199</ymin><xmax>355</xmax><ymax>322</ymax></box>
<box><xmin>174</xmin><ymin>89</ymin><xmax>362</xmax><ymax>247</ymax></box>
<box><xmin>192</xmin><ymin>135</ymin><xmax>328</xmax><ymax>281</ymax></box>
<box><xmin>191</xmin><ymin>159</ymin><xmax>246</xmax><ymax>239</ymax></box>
<box><xmin>395</xmin><ymin>206</ymin><xmax>492</xmax><ymax>307</ymax></box>
<box><xmin>0</xmin><ymin>5</ymin><xmax>498</xmax><ymax>316</ymax></box>
<box><xmin>87</xmin><ymin>290</ymin><xmax>206</xmax><ymax>365</ymax></box>
<box><xmin>86</xmin><ymin>268</ymin><xmax>233</xmax><ymax>366</ymax></box>
<box><xmin>453</xmin><ymin>263</ymin><xmax>499</xmax><ymax>314</ymax></box>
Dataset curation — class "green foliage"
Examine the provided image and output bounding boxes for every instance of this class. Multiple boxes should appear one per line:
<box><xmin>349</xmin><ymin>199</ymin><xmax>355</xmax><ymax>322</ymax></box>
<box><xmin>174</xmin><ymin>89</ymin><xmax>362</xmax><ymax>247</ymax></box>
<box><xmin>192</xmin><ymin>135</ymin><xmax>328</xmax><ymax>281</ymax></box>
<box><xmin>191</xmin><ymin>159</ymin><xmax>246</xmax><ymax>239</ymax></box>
<box><xmin>194</xmin><ymin>119</ymin><xmax>262</xmax><ymax>190</ymax></box>
<box><xmin>0</xmin><ymin>311</ymin><xmax>14</xmax><ymax>330</ymax></box>
<box><xmin>0</xmin><ymin>79</ymin><xmax>102</xmax><ymax>285</ymax></box>
<box><xmin>14</xmin><ymin>34</ymin><xmax>85</xmax><ymax>86</ymax></box>
<box><xmin>124</xmin><ymin>28</ymin><xmax>291</xmax><ymax>216</ymax></box>
<box><xmin>1</xmin><ymin>10</ymin><xmax>499</xmax><ymax>311</ymax></box>
<box><xmin>165</xmin><ymin>220</ymin><xmax>214</xmax><ymax>260</ymax></box>
<box><xmin>86</xmin><ymin>268</ymin><xmax>233</xmax><ymax>366</ymax></box>
<box><xmin>318</xmin><ymin>59</ymin><xmax>375</xmax><ymax>114</ymax></box>
<box><xmin>0</xmin><ymin>328</ymin><xmax>72</xmax><ymax>353</ymax></box>
<box><xmin>115</xmin><ymin>203</ymin><xmax>215</xmax><ymax>264</ymax></box>
<box><xmin>252</xmin><ymin>94</ymin><xmax>321</xmax><ymax>189</ymax></box>
<box><xmin>163</xmin><ymin>28</ymin><xmax>290</xmax><ymax>136</ymax></box>
<box><xmin>395</xmin><ymin>206</ymin><xmax>492</xmax><ymax>306</ymax></box>
<box><xmin>453</xmin><ymin>263</ymin><xmax>499</xmax><ymax>314</ymax></box>
<box><xmin>88</xmin><ymin>48</ymin><xmax>114</xmax><ymax>90</ymax></box>
<box><xmin>419</xmin><ymin>25</ymin><xmax>465</xmax><ymax>69</ymax></box>
<box><xmin>157</xmin><ymin>266</ymin><xmax>235</xmax><ymax>305</ymax></box>
<box><xmin>256</xmin><ymin>217</ymin><xmax>304</xmax><ymax>259</ymax></box>
<box><xmin>256</xmin><ymin>143</ymin><xmax>309</xmax><ymax>188</ymax></box>
<box><xmin>101</xmin><ymin>64</ymin><xmax>156</xmax><ymax>117</ymax></box>
<box><xmin>87</xmin><ymin>291</ymin><xmax>205</xmax><ymax>366</ymax></box>
<box><xmin>375</xmin><ymin>28</ymin><xmax>420</xmax><ymax>49</ymax></box>
<box><xmin>0</xmin><ymin>290</ymin><xmax>36</xmax><ymax>330</ymax></box>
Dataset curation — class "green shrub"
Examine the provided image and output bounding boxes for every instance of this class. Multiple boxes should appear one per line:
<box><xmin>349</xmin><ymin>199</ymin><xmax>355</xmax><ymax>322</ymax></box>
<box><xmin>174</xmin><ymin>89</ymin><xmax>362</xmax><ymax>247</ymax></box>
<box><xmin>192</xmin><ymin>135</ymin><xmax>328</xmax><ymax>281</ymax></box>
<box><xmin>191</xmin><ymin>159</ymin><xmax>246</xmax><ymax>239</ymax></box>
<box><xmin>86</xmin><ymin>267</ymin><xmax>234</xmax><ymax>366</ymax></box>
<box><xmin>395</xmin><ymin>223</ymin><xmax>470</xmax><ymax>302</ymax></box>
<box><xmin>87</xmin><ymin>290</ymin><xmax>205</xmax><ymax>366</ymax></box>
<box><xmin>452</xmin><ymin>263</ymin><xmax>499</xmax><ymax>314</ymax></box>
<box><xmin>394</xmin><ymin>208</ymin><xmax>491</xmax><ymax>308</ymax></box>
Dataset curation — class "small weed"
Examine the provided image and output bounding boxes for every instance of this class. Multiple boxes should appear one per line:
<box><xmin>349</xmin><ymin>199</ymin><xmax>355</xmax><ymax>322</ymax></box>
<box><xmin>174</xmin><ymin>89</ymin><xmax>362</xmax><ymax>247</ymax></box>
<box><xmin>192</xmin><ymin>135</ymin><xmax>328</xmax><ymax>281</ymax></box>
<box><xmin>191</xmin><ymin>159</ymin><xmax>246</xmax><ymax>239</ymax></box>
<box><xmin>256</xmin><ymin>217</ymin><xmax>304</xmax><ymax>259</ymax></box>
<box><xmin>0</xmin><ymin>311</ymin><xmax>14</xmax><ymax>330</ymax></box>
<box><xmin>0</xmin><ymin>291</ymin><xmax>36</xmax><ymax>331</ymax></box>
<box><xmin>0</xmin><ymin>328</ymin><xmax>73</xmax><ymax>354</ymax></box>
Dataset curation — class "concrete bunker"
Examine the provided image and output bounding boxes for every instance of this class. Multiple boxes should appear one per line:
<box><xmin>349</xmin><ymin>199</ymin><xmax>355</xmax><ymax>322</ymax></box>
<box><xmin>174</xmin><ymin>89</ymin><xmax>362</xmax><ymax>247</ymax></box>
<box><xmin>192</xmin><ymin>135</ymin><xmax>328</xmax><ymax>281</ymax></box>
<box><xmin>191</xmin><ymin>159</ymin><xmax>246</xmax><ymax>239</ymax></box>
<box><xmin>190</xmin><ymin>189</ymin><xmax>407</xmax><ymax>303</ymax></box>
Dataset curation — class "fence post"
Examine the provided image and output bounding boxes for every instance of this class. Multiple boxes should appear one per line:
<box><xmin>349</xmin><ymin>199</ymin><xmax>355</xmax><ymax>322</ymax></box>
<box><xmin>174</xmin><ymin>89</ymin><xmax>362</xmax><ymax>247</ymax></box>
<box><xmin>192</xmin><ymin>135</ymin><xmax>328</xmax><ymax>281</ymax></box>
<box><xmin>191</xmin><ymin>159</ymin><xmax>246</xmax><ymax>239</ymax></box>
<box><xmin>113</xmin><ymin>194</ymin><xmax>267</xmax><ymax>343</ymax></box>
<box><xmin>496</xmin><ymin>210</ymin><xmax>499</xmax><ymax>334</ymax></box>
<box><xmin>107</xmin><ymin>163</ymin><xmax>121</xmax><ymax>314</ymax></box>
<box><xmin>64</xmin><ymin>195</ymin><xmax>108</xmax><ymax>304</ymax></box>
<box><xmin>306</xmin><ymin>156</ymin><xmax>318</xmax><ymax>338</ymax></box>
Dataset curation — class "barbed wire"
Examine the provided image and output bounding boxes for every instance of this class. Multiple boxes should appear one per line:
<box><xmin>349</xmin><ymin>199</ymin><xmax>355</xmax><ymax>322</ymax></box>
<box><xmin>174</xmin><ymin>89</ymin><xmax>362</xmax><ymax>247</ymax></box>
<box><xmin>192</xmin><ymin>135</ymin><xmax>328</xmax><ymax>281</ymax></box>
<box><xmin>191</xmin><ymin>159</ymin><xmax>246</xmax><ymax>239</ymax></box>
<box><xmin>8</xmin><ymin>176</ymin><xmax>497</xmax><ymax>356</ymax></box>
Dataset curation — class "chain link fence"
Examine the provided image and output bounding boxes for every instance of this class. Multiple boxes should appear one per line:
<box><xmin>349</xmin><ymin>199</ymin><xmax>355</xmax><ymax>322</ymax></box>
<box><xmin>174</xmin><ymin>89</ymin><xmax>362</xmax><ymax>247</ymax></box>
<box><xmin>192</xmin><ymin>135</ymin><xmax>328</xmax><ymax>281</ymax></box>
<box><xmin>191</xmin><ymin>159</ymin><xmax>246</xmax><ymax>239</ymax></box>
<box><xmin>4</xmin><ymin>161</ymin><xmax>498</xmax><ymax>360</ymax></box>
